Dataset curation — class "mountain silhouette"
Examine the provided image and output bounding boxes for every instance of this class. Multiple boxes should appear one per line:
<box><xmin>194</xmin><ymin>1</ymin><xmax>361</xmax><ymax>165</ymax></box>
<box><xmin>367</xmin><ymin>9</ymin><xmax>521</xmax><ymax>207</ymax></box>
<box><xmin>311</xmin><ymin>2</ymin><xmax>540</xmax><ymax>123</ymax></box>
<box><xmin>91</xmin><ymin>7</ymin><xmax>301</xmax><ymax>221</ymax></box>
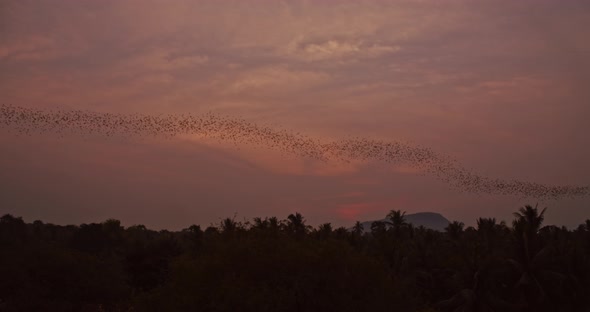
<box><xmin>358</xmin><ymin>212</ymin><xmax>450</xmax><ymax>232</ymax></box>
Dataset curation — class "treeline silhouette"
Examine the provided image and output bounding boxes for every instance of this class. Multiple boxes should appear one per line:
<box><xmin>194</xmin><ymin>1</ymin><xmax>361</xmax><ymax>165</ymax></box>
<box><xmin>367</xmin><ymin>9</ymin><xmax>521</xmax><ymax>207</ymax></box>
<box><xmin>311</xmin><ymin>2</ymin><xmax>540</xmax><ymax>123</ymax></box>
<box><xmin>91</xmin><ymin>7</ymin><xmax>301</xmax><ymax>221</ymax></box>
<box><xmin>1</xmin><ymin>205</ymin><xmax>590</xmax><ymax>311</ymax></box>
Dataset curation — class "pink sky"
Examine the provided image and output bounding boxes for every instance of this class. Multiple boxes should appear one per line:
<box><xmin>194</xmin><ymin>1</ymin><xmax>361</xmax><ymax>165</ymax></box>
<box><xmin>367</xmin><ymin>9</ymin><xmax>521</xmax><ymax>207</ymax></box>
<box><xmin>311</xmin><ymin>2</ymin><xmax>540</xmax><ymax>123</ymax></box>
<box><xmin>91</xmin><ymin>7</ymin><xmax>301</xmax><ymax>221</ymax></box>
<box><xmin>1</xmin><ymin>0</ymin><xmax>589</xmax><ymax>229</ymax></box>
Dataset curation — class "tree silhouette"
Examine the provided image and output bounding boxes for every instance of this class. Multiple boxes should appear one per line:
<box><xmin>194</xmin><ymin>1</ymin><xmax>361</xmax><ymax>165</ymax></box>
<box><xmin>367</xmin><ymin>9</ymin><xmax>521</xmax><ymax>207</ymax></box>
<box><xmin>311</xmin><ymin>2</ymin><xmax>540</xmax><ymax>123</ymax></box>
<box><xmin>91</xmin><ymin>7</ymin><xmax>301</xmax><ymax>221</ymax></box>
<box><xmin>352</xmin><ymin>221</ymin><xmax>364</xmax><ymax>236</ymax></box>
<box><xmin>370</xmin><ymin>221</ymin><xmax>387</xmax><ymax>238</ymax></box>
<box><xmin>183</xmin><ymin>224</ymin><xmax>203</xmax><ymax>251</ymax></box>
<box><xmin>286</xmin><ymin>212</ymin><xmax>310</xmax><ymax>239</ymax></box>
<box><xmin>385</xmin><ymin>210</ymin><xmax>407</xmax><ymax>236</ymax></box>
<box><xmin>438</xmin><ymin>267</ymin><xmax>521</xmax><ymax>312</ymax></box>
<box><xmin>2</xmin><ymin>206</ymin><xmax>589</xmax><ymax>311</ymax></box>
<box><xmin>446</xmin><ymin>221</ymin><xmax>465</xmax><ymax>241</ymax></box>
<box><xmin>316</xmin><ymin>223</ymin><xmax>333</xmax><ymax>240</ymax></box>
<box><xmin>509</xmin><ymin>204</ymin><xmax>565</xmax><ymax>310</ymax></box>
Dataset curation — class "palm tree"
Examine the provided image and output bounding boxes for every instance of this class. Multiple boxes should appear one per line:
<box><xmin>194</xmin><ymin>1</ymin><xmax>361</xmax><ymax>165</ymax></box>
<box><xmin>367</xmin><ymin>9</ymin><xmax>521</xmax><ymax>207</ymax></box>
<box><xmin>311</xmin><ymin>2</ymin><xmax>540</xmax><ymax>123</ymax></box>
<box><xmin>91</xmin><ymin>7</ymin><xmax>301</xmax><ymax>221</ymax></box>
<box><xmin>512</xmin><ymin>204</ymin><xmax>546</xmax><ymax>264</ymax></box>
<box><xmin>509</xmin><ymin>205</ymin><xmax>563</xmax><ymax>310</ymax></box>
<box><xmin>446</xmin><ymin>221</ymin><xmax>465</xmax><ymax>241</ymax></box>
<box><xmin>267</xmin><ymin>217</ymin><xmax>281</xmax><ymax>237</ymax></box>
<box><xmin>102</xmin><ymin>219</ymin><xmax>124</xmax><ymax>248</ymax></box>
<box><xmin>221</xmin><ymin>218</ymin><xmax>237</xmax><ymax>233</ymax></box>
<box><xmin>370</xmin><ymin>221</ymin><xmax>387</xmax><ymax>236</ymax></box>
<box><xmin>507</xmin><ymin>246</ymin><xmax>565</xmax><ymax>310</ymax></box>
<box><xmin>316</xmin><ymin>223</ymin><xmax>333</xmax><ymax>240</ymax></box>
<box><xmin>352</xmin><ymin>221</ymin><xmax>364</xmax><ymax>237</ymax></box>
<box><xmin>477</xmin><ymin>218</ymin><xmax>499</xmax><ymax>255</ymax></box>
<box><xmin>437</xmin><ymin>268</ymin><xmax>522</xmax><ymax>312</ymax></box>
<box><xmin>333</xmin><ymin>227</ymin><xmax>349</xmax><ymax>240</ymax></box>
<box><xmin>252</xmin><ymin>217</ymin><xmax>268</xmax><ymax>230</ymax></box>
<box><xmin>476</xmin><ymin>218</ymin><xmax>497</xmax><ymax>233</ymax></box>
<box><xmin>220</xmin><ymin>217</ymin><xmax>241</xmax><ymax>239</ymax></box>
<box><xmin>385</xmin><ymin>210</ymin><xmax>407</xmax><ymax>236</ymax></box>
<box><xmin>184</xmin><ymin>224</ymin><xmax>203</xmax><ymax>251</ymax></box>
<box><xmin>286</xmin><ymin>213</ymin><xmax>309</xmax><ymax>238</ymax></box>
<box><xmin>252</xmin><ymin>217</ymin><xmax>281</xmax><ymax>238</ymax></box>
<box><xmin>512</xmin><ymin>205</ymin><xmax>546</xmax><ymax>235</ymax></box>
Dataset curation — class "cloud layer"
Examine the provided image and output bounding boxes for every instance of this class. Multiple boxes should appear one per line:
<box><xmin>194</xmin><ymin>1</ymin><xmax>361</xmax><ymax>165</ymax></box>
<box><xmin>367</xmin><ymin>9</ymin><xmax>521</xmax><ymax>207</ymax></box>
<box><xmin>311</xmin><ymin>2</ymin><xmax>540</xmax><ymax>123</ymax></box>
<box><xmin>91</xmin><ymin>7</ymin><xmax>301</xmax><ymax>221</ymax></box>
<box><xmin>1</xmin><ymin>0</ymin><xmax>590</xmax><ymax>228</ymax></box>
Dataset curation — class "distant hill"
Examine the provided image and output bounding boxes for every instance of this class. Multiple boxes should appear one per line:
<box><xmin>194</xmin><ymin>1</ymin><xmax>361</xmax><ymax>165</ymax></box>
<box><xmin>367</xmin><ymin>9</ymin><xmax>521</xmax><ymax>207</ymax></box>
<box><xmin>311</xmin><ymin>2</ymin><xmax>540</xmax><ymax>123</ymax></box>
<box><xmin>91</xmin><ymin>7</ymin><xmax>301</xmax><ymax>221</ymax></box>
<box><xmin>357</xmin><ymin>212</ymin><xmax>450</xmax><ymax>232</ymax></box>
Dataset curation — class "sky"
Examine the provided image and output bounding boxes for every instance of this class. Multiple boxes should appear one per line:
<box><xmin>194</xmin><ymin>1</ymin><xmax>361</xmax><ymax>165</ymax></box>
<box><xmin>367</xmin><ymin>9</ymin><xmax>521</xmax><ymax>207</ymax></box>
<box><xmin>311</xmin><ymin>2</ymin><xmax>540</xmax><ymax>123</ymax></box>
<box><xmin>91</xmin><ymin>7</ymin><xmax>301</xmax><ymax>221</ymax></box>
<box><xmin>1</xmin><ymin>0</ymin><xmax>589</xmax><ymax>230</ymax></box>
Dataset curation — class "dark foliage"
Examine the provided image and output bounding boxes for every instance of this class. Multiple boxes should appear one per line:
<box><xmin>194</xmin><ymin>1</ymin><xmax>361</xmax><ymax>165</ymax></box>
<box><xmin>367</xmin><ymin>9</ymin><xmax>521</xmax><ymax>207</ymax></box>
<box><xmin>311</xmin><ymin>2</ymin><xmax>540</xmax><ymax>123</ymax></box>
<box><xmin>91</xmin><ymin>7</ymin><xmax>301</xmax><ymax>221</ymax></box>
<box><xmin>1</xmin><ymin>206</ymin><xmax>589</xmax><ymax>311</ymax></box>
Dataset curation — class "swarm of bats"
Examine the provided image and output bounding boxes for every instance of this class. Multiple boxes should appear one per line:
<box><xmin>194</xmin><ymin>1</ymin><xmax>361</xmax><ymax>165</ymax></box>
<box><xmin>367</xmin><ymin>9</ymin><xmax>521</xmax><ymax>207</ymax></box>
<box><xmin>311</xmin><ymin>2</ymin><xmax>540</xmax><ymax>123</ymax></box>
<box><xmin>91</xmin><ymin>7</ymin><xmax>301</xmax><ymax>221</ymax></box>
<box><xmin>1</xmin><ymin>104</ymin><xmax>587</xmax><ymax>200</ymax></box>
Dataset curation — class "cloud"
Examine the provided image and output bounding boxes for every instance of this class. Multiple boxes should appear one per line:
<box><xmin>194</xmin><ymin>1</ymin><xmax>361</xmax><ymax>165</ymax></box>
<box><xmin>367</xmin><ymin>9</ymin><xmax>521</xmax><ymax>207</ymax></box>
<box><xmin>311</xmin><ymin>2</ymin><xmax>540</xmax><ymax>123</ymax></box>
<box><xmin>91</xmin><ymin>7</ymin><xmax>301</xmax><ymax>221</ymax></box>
<box><xmin>1</xmin><ymin>0</ymin><xmax>590</xmax><ymax>228</ymax></box>
<box><xmin>0</xmin><ymin>36</ymin><xmax>57</xmax><ymax>61</ymax></box>
<box><xmin>285</xmin><ymin>38</ymin><xmax>400</xmax><ymax>62</ymax></box>
<box><xmin>226</xmin><ymin>65</ymin><xmax>331</xmax><ymax>93</ymax></box>
<box><xmin>126</xmin><ymin>49</ymin><xmax>209</xmax><ymax>72</ymax></box>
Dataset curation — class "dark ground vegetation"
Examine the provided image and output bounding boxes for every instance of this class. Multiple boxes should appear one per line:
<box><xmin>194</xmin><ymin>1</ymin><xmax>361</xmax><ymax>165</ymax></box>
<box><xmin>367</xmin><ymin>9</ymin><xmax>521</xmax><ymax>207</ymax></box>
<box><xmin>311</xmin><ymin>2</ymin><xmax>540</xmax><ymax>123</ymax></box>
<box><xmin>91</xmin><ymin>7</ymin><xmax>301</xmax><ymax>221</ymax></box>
<box><xmin>1</xmin><ymin>205</ymin><xmax>589</xmax><ymax>311</ymax></box>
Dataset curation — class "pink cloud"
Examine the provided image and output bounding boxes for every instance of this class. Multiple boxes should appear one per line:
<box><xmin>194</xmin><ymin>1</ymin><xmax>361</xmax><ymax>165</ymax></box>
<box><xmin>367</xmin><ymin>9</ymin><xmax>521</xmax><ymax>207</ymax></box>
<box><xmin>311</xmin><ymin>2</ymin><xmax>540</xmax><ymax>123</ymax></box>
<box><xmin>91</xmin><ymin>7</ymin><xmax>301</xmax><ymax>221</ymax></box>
<box><xmin>1</xmin><ymin>0</ymin><xmax>589</xmax><ymax>229</ymax></box>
